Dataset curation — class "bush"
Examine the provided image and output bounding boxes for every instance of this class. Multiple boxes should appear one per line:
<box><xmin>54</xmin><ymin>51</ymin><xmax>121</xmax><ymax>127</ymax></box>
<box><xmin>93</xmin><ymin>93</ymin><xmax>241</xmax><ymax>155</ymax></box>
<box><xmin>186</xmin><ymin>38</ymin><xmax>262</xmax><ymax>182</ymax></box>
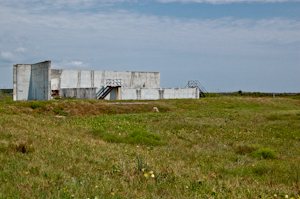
<box><xmin>251</xmin><ymin>148</ymin><xmax>278</xmax><ymax>159</ymax></box>
<box><xmin>28</xmin><ymin>102</ymin><xmax>46</xmax><ymax>109</ymax></box>
<box><xmin>126</xmin><ymin>130</ymin><xmax>164</xmax><ymax>146</ymax></box>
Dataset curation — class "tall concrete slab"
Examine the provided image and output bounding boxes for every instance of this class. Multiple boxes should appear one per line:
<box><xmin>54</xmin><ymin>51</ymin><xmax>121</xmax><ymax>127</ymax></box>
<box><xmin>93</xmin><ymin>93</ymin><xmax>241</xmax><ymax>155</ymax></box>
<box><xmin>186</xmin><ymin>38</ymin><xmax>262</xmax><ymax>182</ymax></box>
<box><xmin>13</xmin><ymin>61</ymin><xmax>51</xmax><ymax>101</ymax></box>
<box><xmin>13</xmin><ymin>64</ymin><xmax>32</xmax><ymax>101</ymax></box>
<box><xmin>31</xmin><ymin>61</ymin><xmax>51</xmax><ymax>100</ymax></box>
<box><xmin>80</xmin><ymin>70</ymin><xmax>92</xmax><ymax>88</ymax></box>
<box><xmin>51</xmin><ymin>69</ymin><xmax>62</xmax><ymax>91</ymax></box>
<box><xmin>60</xmin><ymin>70</ymin><xmax>78</xmax><ymax>88</ymax></box>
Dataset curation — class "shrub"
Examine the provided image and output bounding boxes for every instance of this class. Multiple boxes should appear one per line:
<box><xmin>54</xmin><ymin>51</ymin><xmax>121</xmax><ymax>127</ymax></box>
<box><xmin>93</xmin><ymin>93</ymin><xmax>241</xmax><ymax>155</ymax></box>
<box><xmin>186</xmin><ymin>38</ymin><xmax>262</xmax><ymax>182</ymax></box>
<box><xmin>251</xmin><ymin>148</ymin><xmax>278</xmax><ymax>159</ymax></box>
<box><xmin>29</xmin><ymin>102</ymin><xmax>46</xmax><ymax>109</ymax></box>
<box><xmin>126</xmin><ymin>130</ymin><xmax>165</xmax><ymax>146</ymax></box>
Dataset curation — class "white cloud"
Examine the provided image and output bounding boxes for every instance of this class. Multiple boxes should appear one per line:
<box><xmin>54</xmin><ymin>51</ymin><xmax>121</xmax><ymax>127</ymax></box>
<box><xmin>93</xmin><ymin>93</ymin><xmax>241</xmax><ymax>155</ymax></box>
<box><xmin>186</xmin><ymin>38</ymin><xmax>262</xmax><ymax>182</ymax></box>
<box><xmin>0</xmin><ymin>1</ymin><xmax>299</xmax><ymax>91</ymax></box>
<box><xmin>0</xmin><ymin>3</ymin><xmax>299</xmax><ymax>55</ymax></box>
<box><xmin>1</xmin><ymin>52</ymin><xmax>14</xmax><ymax>60</ymax></box>
<box><xmin>51</xmin><ymin>61</ymin><xmax>88</xmax><ymax>69</ymax></box>
<box><xmin>67</xmin><ymin>61</ymin><xmax>83</xmax><ymax>66</ymax></box>
<box><xmin>15</xmin><ymin>47</ymin><xmax>26</xmax><ymax>52</ymax></box>
<box><xmin>0</xmin><ymin>4</ymin><xmax>299</xmax><ymax>60</ymax></box>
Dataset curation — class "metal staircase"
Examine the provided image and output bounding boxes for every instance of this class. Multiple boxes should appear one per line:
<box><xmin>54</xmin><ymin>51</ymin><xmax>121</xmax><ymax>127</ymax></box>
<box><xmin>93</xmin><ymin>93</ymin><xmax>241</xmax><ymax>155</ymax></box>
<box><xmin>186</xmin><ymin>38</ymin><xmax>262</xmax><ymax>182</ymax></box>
<box><xmin>185</xmin><ymin>80</ymin><xmax>208</xmax><ymax>97</ymax></box>
<box><xmin>96</xmin><ymin>79</ymin><xmax>122</xmax><ymax>100</ymax></box>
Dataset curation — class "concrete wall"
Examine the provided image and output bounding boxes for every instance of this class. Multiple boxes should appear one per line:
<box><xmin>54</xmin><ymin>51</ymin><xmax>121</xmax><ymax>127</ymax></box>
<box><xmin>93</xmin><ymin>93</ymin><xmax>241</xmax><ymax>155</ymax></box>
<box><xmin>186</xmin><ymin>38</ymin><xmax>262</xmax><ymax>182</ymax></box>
<box><xmin>120</xmin><ymin>88</ymin><xmax>199</xmax><ymax>100</ymax></box>
<box><xmin>13</xmin><ymin>61</ymin><xmax>198</xmax><ymax>101</ymax></box>
<box><xmin>51</xmin><ymin>70</ymin><xmax>160</xmax><ymax>90</ymax></box>
<box><xmin>30</xmin><ymin>61</ymin><xmax>51</xmax><ymax>100</ymax></box>
<box><xmin>13</xmin><ymin>61</ymin><xmax>51</xmax><ymax>101</ymax></box>
<box><xmin>13</xmin><ymin>64</ymin><xmax>32</xmax><ymax>101</ymax></box>
<box><xmin>60</xmin><ymin>88</ymin><xmax>96</xmax><ymax>99</ymax></box>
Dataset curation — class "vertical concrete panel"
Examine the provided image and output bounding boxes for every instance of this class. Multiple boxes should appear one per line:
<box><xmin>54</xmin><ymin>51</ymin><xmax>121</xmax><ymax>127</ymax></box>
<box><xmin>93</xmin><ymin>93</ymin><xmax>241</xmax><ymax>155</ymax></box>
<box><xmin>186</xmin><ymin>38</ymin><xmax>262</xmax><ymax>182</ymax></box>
<box><xmin>31</xmin><ymin>61</ymin><xmax>51</xmax><ymax>101</ymax></box>
<box><xmin>159</xmin><ymin>89</ymin><xmax>164</xmax><ymax>99</ymax></box>
<box><xmin>91</xmin><ymin>70</ymin><xmax>94</xmax><ymax>88</ymax></box>
<box><xmin>156</xmin><ymin>73</ymin><xmax>161</xmax><ymax>88</ymax></box>
<box><xmin>13</xmin><ymin>65</ymin><xmax>17</xmax><ymax>101</ymax></box>
<box><xmin>60</xmin><ymin>70</ymin><xmax>78</xmax><ymax>88</ymax></box>
<box><xmin>77</xmin><ymin>71</ymin><xmax>81</xmax><ymax>88</ymax></box>
<box><xmin>93</xmin><ymin>71</ymin><xmax>103</xmax><ymax>89</ymax></box>
<box><xmin>80</xmin><ymin>70</ymin><xmax>91</xmax><ymax>88</ymax></box>
<box><xmin>51</xmin><ymin>69</ymin><xmax>62</xmax><ymax>90</ymax></box>
<box><xmin>120</xmin><ymin>71</ymin><xmax>131</xmax><ymax>87</ymax></box>
<box><xmin>101</xmin><ymin>71</ymin><xmax>106</xmax><ymax>86</ymax></box>
<box><xmin>13</xmin><ymin>64</ymin><xmax>32</xmax><ymax>101</ymax></box>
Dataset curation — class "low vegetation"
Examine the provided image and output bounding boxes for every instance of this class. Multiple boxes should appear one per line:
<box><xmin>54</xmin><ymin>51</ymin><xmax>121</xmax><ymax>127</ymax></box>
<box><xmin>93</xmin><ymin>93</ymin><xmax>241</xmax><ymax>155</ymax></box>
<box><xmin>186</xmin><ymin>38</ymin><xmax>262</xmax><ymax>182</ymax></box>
<box><xmin>0</xmin><ymin>95</ymin><xmax>299</xmax><ymax>198</ymax></box>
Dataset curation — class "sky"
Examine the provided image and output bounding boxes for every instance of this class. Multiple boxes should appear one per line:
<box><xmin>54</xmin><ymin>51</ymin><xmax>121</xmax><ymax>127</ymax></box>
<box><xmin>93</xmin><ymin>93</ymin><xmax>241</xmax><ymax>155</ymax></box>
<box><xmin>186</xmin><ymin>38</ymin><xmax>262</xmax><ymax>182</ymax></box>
<box><xmin>0</xmin><ymin>0</ymin><xmax>299</xmax><ymax>93</ymax></box>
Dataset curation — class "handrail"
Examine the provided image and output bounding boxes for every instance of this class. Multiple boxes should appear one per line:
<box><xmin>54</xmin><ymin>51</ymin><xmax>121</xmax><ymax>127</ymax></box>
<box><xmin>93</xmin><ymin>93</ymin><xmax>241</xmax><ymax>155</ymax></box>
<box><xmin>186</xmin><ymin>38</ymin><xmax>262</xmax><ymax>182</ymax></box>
<box><xmin>96</xmin><ymin>79</ymin><xmax>123</xmax><ymax>99</ymax></box>
<box><xmin>185</xmin><ymin>80</ymin><xmax>208</xmax><ymax>97</ymax></box>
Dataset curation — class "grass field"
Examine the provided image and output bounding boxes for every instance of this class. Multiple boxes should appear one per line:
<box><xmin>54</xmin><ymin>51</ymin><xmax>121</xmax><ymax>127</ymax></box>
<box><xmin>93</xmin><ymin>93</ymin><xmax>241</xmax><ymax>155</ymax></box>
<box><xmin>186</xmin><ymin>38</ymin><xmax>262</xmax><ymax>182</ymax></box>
<box><xmin>0</xmin><ymin>95</ymin><xmax>299</xmax><ymax>198</ymax></box>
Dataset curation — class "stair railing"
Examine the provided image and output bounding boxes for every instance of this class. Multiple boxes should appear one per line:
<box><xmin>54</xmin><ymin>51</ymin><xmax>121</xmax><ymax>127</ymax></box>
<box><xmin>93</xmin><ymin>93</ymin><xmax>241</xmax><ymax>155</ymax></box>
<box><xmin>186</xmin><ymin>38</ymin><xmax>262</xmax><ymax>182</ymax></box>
<box><xmin>185</xmin><ymin>80</ymin><xmax>208</xmax><ymax>97</ymax></box>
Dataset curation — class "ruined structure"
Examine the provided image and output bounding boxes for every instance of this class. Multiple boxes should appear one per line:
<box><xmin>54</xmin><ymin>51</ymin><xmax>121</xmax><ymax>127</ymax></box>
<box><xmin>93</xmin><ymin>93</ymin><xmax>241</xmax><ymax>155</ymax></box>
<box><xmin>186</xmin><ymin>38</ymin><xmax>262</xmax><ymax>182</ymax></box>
<box><xmin>13</xmin><ymin>61</ymin><xmax>199</xmax><ymax>101</ymax></box>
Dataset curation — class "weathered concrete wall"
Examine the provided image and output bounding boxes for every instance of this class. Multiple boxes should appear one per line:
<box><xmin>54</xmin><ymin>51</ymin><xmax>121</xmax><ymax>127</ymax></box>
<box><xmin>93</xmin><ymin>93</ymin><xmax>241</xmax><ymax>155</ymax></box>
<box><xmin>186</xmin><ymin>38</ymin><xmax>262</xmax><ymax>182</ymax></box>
<box><xmin>60</xmin><ymin>88</ymin><xmax>96</xmax><ymax>99</ymax></box>
<box><xmin>13</xmin><ymin>64</ymin><xmax>32</xmax><ymax>101</ymax></box>
<box><xmin>51</xmin><ymin>70</ymin><xmax>160</xmax><ymax>90</ymax></box>
<box><xmin>14</xmin><ymin>61</ymin><xmax>198</xmax><ymax>101</ymax></box>
<box><xmin>13</xmin><ymin>61</ymin><xmax>51</xmax><ymax>101</ymax></box>
<box><xmin>50</xmin><ymin>69</ymin><xmax>62</xmax><ymax>91</ymax></box>
<box><xmin>120</xmin><ymin>88</ymin><xmax>199</xmax><ymax>100</ymax></box>
<box><xmin>30</xmin><ymin>61</ymin><xmax>51</xmax><ymax>100</ymax></box>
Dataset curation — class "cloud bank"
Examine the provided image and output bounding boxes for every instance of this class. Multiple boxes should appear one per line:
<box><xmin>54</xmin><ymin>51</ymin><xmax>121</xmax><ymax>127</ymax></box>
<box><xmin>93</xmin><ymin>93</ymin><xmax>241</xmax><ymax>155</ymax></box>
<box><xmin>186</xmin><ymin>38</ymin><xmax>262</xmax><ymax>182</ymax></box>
<box><xmin>0</xmin><ymin>1</ymin><xmax>299</xmax><ymax>92</ymax></box>
<box><xmin>1</xmin><ymin>52</ymin><xmax>14</xmax><ymax>60</ymax></box>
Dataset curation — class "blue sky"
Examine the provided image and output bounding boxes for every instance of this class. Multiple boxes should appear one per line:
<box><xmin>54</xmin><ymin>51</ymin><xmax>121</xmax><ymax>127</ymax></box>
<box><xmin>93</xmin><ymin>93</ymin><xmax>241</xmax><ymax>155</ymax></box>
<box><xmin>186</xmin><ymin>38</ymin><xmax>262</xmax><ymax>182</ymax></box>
<box><xmin>0</xmin><ymin>0</ymin><xmax>299</xmax><ymax>92</ymax></box>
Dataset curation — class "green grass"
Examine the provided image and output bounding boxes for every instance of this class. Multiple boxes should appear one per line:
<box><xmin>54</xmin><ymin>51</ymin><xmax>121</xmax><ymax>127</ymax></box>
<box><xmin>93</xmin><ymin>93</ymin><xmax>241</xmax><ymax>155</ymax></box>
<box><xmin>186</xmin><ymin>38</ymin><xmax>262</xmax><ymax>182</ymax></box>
<box><xmin>0</xmin><ymin>97</ymin><xmax>300</xmax><ymax>198</ymax></box>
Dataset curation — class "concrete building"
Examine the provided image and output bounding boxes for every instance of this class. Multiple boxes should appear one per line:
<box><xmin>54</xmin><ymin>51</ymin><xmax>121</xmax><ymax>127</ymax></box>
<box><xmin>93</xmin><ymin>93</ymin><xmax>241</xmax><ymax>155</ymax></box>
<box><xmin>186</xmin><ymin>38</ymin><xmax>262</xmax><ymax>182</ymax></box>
<box><xmin>13</xmin><ymin>61</ymin><xmax>199</xmax><ymax>101</ymax></box>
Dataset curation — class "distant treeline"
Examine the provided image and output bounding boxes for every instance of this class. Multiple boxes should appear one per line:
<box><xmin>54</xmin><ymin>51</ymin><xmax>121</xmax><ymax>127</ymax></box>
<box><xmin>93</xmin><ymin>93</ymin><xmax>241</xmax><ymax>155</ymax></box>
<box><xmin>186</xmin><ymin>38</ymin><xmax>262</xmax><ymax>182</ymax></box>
<box><xmin>206</xmin><ymin>91</ymin><xmax>300</xmax><ymax>98</ymax></box>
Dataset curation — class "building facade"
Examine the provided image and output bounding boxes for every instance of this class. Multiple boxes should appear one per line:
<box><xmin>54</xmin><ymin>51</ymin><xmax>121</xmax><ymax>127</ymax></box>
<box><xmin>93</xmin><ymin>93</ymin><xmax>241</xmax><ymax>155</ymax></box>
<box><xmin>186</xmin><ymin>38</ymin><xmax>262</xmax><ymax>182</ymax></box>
<box><xmin>13</xmin><ymin>61</ymin><xmax>199</xmax><ymax>101</ymax></box>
